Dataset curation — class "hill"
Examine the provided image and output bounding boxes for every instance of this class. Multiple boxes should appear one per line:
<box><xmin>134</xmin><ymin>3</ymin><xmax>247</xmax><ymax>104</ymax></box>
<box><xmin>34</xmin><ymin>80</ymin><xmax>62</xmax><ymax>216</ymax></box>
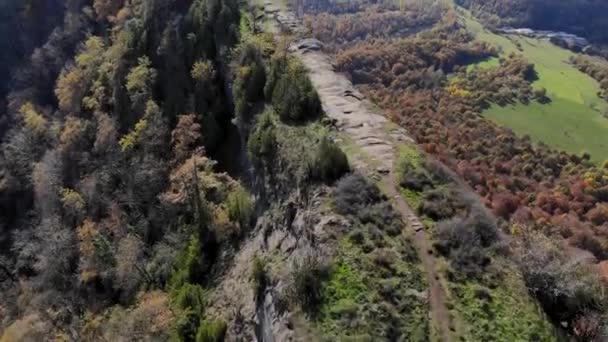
<box><xmin>455</xmin><ymin>0</ymin><xmax>608</xmax><ymax>44</ymax></box>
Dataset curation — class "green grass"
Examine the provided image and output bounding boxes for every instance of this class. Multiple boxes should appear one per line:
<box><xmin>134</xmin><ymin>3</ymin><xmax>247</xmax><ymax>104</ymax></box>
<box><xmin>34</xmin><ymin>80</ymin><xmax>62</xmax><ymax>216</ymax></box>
<box><xmin>401</xmin><ymin>188</ymin><xmax>423</xmax><ymax>209</ymax></box>
<box><xmin>449</xmin><ymin>262</ymin><xmax>557</xmax><ymax>342</ymax></box>
<box><xmin>397</xmin><ymin>144</ymin><xmax>424</xmax><ymax>168</ymax></box>
<box><xmin>315</xmin><ymin>234</ymin><xmax>428</xmax><ymax>340</ymax></box>
<box><xmin>395</xmin><ymin>144</ymin><xmax>426</xmax><ymax>208</ymax></box>
<box><xmin>320</xmin><ymin>259</ymin><xmax>368</xmax><ymax>320</ymax></box>
<box><xmin>486</xmin><ymin>99</ymin><xmax>608</xmax><ymax>160</ymax></box>
<box><xmin>461</xmin><ymin>8</ymin><xmax>608</xmax><ymax>163</ymax></box>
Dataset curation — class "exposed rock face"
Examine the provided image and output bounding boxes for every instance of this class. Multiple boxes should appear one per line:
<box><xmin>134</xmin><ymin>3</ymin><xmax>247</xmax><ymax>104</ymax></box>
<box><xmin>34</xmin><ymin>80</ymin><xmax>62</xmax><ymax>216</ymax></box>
<box><xmin>206</xmin><ymin>188</ymin><xmax>347</xmax><ymax>341</ymax></box>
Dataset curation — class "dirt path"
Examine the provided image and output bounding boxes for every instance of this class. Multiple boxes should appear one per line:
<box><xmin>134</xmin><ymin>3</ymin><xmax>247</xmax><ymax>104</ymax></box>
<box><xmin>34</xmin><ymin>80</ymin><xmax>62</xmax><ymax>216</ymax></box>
<box><xmin>382</xmin><ymin>174</ymin><xmax>453</xmax><ymax>342</ymax></box>
<box><xmin>262</xmin><ymin>6</ymin><xmax>455</xmax><ymax>342</ymax></box>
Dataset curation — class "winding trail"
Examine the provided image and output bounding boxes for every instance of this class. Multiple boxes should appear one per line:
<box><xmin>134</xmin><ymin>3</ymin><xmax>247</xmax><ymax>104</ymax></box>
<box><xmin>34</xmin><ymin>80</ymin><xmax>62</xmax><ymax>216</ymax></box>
<box><xmin>262</xmin><ymin>5</ymin><xmax>455</xmax><ymax>341</ymax></box>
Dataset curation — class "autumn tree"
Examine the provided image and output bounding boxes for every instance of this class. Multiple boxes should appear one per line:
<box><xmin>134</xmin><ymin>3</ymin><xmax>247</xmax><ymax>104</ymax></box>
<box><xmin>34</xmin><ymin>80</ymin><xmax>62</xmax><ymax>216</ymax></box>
<box><xmin>19</xmin><ymin>102</ymin><xmax>47</xmax><ymax>135</ymax></box>
<box><xmin>115</xmin><ymin>234</ymin><xmax>147</xmax><ymax>300</ymax></box>
<box><xmin>93</xmin><ymin>112</ymin><xmax>118</xmax><ymax>154</ymax></box>
<box><xmin>77</xmin><ymin>219</ymin><xmax>113</xmax><ymax>284</ymax></box>
<box><xmin>32</xmin><ymin>150</ymin><xmax>63</xmax><ymax>218</ymax></box>
<box><xmin>93</xmin><ymin>0</ymin><xmax>125</xmax><ymax>22</ymax></box>
<box><xmin>55</xmin><ymin>67</ymin><xmax>86</xmax><ymax>113</ymax></box>
<box><xmin>55</xmin><ymin>37</ymin><xmax>107</xmax><ymax>114</ymax></box>
<box><xmin>171</xmin><ymin>114</ymin><xmax>202</xmax><ymax>163</ymax></box>
<box><xmin>126</xmin><ymin>56</ymin><xmax>158</xmax><ymax>115</ymax></box>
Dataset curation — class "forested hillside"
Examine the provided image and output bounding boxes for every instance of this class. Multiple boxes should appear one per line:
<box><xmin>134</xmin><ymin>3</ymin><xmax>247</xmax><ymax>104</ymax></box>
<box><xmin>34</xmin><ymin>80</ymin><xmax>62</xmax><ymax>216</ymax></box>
<box><xmin>0</xmin><ymin>0</ymin><xmax>247</xmax><ymax>339</ymax></box>
<box><xmin>2</xmin><ymin>0</ymin><xmax>608</xmax><ymax>340</ymax></box>
<box><xmin>456</xmin><ymin>0</ymin><xmax>608</xmax><ymax>44</ymax></box>
<box><xmin>0</xmin><ymin>0</ymin><xmax>66</xmax><ymax>135</ymax></box>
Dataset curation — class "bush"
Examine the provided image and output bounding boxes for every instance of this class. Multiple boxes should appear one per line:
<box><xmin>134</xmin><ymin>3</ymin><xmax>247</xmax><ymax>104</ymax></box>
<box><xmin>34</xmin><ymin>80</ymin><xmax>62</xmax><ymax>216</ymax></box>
<box><xmin>435</xmin><ymin>206</ymin><xmax>499</xmax><ymax>279</ymax></box>
<box><xmin>264</xmin><ymin>53</ymin><xmax>288</xmax><ymax>99</ymax></box>
<box><xmin>251</xmin><ymin>256</ymin><xmax>267</xmax><ymax>297</ymax></box>
<box><xmin>309</xmin><ymin>137</ymin><xmax>350</xmax><ymax>183</ymax></box>
<box><xmin>334</xmin><ymin>174</ymin><xmax>401</xmax><ymax>235</ymax></box>
<box><xmin>514</xmin><ymin>234</ymin><xmax>607</xmax><ymax>327</ymax></box>
<box><xmin>196</xmin><ymin>320</ymin><xmax>227</xmax><ymax>342</ymax></box>
<box><xmin>247</xmin><ymin>110</ymin><xmax>276</xmax><ymax>165</ymax></box>
<box><xmin>172</xmin><ymin>283</ymin><xmax>207</xmax><ymax>341</ymax></box>
<box><xmin>288</xmin><ymin>255</ymin><xmax>329</xmax><ymax>314</ymax></box>
<box><xmin>571</xmin><ymin>232</ymin><xmax>608</xmax><ymax>261</ymax></box>
<box><xmin>491</xmin><ymin>192</ymin><xmax>520</xmax><ymax>219</ymax></box>
<box><xmin>417</xmin><ymin>187</ymin><xmax>464</xmax><ymax>220</ymax></box>
<box><xmin>397</xmin><ymin>159</ymin><xmax>433</xmax><ymax>192</ymax></box>
<box><xmin>425</xmin><ymin>159</ymin><xmax>457</xmax><ymax>185</ymax></box>
<box><xmin>170</xmin><ymin>235</ymin><xmax>206</xmax><ymax>289</ymax></box>
<box><xmin>334</xmin><ymin>174</ymin><xmax>383</xmax><ymax>216</ymax></box>
<box><xmin>226</xmin><ymin>187</ymin><xmax>254</xmax><ymax>229</ymax></box>
<box><xmin>269</xmin><ymin>58</ymin><xmax>322</xmax><ymax>122</ymax></box>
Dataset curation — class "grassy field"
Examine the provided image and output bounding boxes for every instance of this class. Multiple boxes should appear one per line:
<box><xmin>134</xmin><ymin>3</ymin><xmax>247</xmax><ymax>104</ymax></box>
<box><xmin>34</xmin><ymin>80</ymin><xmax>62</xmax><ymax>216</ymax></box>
<box><xmin>461</xmin><ymin>9</ymin><xmax>608</xmax><ymax>163</ymax></box>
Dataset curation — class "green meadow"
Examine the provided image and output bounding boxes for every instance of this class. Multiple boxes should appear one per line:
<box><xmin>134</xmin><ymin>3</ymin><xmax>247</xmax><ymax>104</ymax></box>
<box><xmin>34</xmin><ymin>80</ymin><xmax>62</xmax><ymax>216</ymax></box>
<box><xmin>462</xmin><ymin>10</ymin><xmax>608</xmax><ymax>163</ymax></box>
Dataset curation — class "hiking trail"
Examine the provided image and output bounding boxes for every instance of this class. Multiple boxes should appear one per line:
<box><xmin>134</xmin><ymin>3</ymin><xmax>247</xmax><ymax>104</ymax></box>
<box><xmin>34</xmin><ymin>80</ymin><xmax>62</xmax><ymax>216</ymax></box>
<box><xmin>261</xmin><ymin>3</ymin><xmax>456</xmax><ymax>341</ymax></box>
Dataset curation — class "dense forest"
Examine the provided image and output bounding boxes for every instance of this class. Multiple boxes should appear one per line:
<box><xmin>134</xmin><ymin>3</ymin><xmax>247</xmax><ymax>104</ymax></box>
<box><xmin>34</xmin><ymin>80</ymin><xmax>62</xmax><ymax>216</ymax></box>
<box><xmin>456</xmin><ymin>0</ymin><xmax>608</xmax><ymax>44</ymax></box>
<box><xmin>0</xmin><ymin>0</ymin><xmax>257</xmax><ymax>339</ymax></box>
<box><xmin>0</xmin><ymin>0</ymin><xmax>66</xmax><ymax>135</ymax></box>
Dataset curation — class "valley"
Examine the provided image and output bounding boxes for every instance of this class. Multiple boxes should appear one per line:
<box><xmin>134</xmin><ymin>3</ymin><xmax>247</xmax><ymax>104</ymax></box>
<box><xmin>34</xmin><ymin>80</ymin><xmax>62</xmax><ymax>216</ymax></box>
<box><xmin>463</xmin><ymin>9</ymin><xmax>608</xmax><ymax>162</ymax></box>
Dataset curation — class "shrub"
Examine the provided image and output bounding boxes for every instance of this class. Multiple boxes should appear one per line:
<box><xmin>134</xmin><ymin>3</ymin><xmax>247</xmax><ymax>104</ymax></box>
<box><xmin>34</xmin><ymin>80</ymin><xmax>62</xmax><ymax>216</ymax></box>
<box><xmin>435</xmin><ymin>206</ymin><xmax>499</xmax><ymax>279</ymax></box>
<box><xmin>425</xmin><ymin>159</ymin><xmax>456</xmax><ymax>185</ymax></box>
<box><xmin>358</xmin><ymin>203</ymin><xmax>401</xmax><ymax>236</ymax></box>
<box><xmin>172</xmin><ymin>283</ymin><xmax>207</xmax><ymax>341</ymax></box>
<box><xmin>288</xmin><ymin>255</ymin><xmax>329</xmax><ymax>314</ymax></box>
<box><xmin>491</xmin><ymin>192</ymin><xmax>520</xmax><ymax>219</ymax></box>
<box><xmin>334</xmin><ymin>174</ymin><xmax>401</xmax><ymax>235</ymax></box>
<box><xmin>174</xmin><ymin>283</ymin><xmax>206</xmax><ymax>316</ymax></box>
<box><xmin>397</xmin><ymin>159</ymin><xmax>433</xmax><ymax>192</ymax></box>
<box><xmin>234</xmin><ymin>44</ymin><xmax>266</xmax><ymax>124</ymax></box>
<box><xmin>270</xmin><ymin>59</ymin><xmax>322</xmax><ymax>122</ymax></box>
<box><xmin>170</xmin><ymin>235</ymin><xmax>206</xmax><ymax>289</ymax></box>
<box><xmin>226</xmin><ymin>187</ymin><xmax>254</xmax><ymax>229</ymax></box>
<box><xmin>534</xmin><ymin>87</ymin><xmax>550</xmax><ymax>103</ymax></box>
<box><xmin>334</xmin><ymin>174</ymin><xmax>383</xmax><ymax>216</ymax></box>
<box><xmin>513</xmin><ymin>234</ymin><xmax>607</xmax><ymax>327</ymax></box>
<box><xmin>251</xmin><ymin>256</ymin><xmax>267</xmax><ymax>297</ymax></box>
<box><xmin>571</xmin><ymin>232</ymin><xmax>608</xmax><ymax>261</ymax></box>
<box><xmin>247</xmin><ymin>110</ymin><xmax>276</xmax><ymax>166</ymax></box>
<box><xmin>264</xmin><ymin>53</ymin><xmax>288</xmax><ymax>100</ymax></box>
<box><xmin>196</xmin><ymin>320</ymin><xmax>227</xmax><ymax>342</ymax></box>
<box><xmin>309</xmin><ymin>137</ymin><xmax>350</xmax><ymax>183</ymax></box>
<box><xmin>417</xmin><ymin>187</ymin><xmax>463</xmax><ymax>221</ymax></box>
<box><xmin>586</xmin><ymin>203</ymin><xmax>608</xmax><ymax>225</ymax></box>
